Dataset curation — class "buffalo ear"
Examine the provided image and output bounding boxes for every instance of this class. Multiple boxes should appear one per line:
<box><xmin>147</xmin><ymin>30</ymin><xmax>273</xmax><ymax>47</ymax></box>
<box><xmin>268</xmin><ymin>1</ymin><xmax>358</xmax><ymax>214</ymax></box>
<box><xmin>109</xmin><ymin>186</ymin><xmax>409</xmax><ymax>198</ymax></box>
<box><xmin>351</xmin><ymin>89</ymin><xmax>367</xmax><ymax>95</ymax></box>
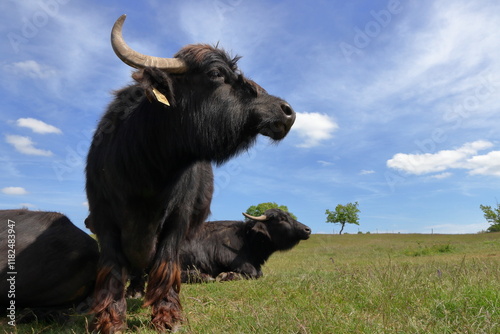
<box><xmin>251</xmin><ymin>222</ymin><xmax>271</xmax><ymax>240</ymax></box>
<box><xmin>132</xmin><ymin>67</ymin><xmax>175</xmax><ymax>107</ymax></box>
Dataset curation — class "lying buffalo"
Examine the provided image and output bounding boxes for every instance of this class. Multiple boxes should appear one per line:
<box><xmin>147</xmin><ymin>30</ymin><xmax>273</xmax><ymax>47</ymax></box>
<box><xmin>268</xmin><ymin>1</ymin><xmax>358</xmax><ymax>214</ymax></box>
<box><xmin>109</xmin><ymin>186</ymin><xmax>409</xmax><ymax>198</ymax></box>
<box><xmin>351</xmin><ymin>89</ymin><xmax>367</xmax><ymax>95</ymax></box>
<box><xmin>181</xmin><ymin>209</ymin><xmax>311</xmax><ymax>279</ymax></box>
<box><xmin>126</xmin><ymin>209</ymin><xmax>310</xmax><ymax>295</ymax></box>
<box><xmin>0</xmin><ymin>209</ymin><xmax>99</xmax><ymax>320</ymax></box>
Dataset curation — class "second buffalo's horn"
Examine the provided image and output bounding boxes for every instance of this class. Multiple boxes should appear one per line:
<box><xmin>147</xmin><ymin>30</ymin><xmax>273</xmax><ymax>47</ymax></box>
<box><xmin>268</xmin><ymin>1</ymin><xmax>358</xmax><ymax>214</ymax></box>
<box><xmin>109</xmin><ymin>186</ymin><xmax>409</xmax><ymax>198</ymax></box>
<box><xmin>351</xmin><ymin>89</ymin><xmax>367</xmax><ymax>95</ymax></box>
<box><xmin>242</xmin><ymin>212</ymin><xmax>268</xmax><ymax>221</ymax></box>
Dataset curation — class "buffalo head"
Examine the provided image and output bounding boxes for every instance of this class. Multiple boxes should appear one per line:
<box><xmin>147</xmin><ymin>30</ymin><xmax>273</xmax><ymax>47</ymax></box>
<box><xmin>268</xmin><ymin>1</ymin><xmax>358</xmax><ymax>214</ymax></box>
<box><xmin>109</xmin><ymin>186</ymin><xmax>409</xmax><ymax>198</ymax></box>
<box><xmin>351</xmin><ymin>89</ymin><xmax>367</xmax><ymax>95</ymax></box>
<box><xmin>110</xmin><ymin>15</ymin><xmax>295</xmax><ymax>162</ymax></box>
<box><xmin>243</xmin><ymin>209</ymin><xmax>311</xmax><ymax>251</ymax></box>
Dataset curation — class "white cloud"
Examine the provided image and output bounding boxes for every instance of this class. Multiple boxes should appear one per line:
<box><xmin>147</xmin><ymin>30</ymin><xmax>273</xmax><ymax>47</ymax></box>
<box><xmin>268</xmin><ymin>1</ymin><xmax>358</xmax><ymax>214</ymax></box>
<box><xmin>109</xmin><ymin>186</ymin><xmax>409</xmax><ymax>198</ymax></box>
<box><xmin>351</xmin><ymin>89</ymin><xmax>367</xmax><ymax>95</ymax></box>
<box><xmin>293</xmin><ymin>112</ymin><xmax>338</xmax><ymax>148</ymax></box>
<box><xmin>2</xmin><ymin>6</ymin><xmax>119</xmax><ymax>106</ymax></box>
<box><xmin>2</xmin><ymin>187</ymin><xmax>28</xmax><ymax>195</ymax></box>
<box><xmin>4</xmin><ymin>60</ymin><xmax>57</xmax><ymax>79</ymax></box>
<box><xmin>318</xmin><ymin>160</ymin><xmax>334</xmax><ymax>166</ymax></box>
<box><xmin>5</xmin><ymin>135</ymin><xmax>53</xmax><ymax>156</ymax></box>
<box><xmin>387</xmin><ymin>140</ymin><xmax>495</xmax><ymax>175</ymax></box>
<box><xmin>385</xmin><ymin>2</ymin><xmax>500</xmax><ymax>105</ymax></box>
<box><xmin>178</xmin><ymin>0</ymin><xmax>231</xmax><ymax>44</ymax></box>
<box><xmin>360</xmin><ymin>170</ymin><xmax>375</xmax><ymax>175</ymax></box>
<box><xmin>430</xmin><ymin>172</ymin><xmax>452</xmax><ymax>179</ymax></box>
<box><xmin>16</xmin><ymin>118</ymin><xmax>62</xmax><ymax>134</ymax></box>
<box><xmin>176</xmin><ymin>0</ymin><xmax>286</xmax><ymax>59</ymax></box>
<box><xmin>466</xmin><ymin>151</ymin><xmax>500</xmax><ymax>176</ymax></box>
<box><xmin>304</xmin><ymin>2</ymin><xmax>500</xmax><ymax>132</ymax></box>
<box><xmin>0</xmin><ymin>156</ymin><xmax>21</xmax><ymax>177</ymax></box>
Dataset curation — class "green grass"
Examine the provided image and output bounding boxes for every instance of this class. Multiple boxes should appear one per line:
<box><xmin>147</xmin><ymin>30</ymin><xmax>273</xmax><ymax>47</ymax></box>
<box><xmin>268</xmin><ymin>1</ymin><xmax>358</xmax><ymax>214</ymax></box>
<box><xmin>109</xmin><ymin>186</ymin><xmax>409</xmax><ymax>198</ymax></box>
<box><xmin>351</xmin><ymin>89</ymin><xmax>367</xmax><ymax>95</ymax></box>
<box><xmin>3</xmin><ymin>233</ymin><xmax>500</xmax><ymax>333</ymax></box>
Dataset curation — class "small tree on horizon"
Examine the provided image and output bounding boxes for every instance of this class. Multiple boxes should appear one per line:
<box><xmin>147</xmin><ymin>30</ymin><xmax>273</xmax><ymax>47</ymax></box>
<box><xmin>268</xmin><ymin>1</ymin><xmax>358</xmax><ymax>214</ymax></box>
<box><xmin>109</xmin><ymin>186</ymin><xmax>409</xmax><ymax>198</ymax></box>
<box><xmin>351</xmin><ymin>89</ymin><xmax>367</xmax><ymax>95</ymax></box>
<box><xmin>480</xmin><ymin>202</ymin><xmax>500</xmax><ymax>233</ymax></box>
<box><xmin>246</xmin><ymin>202</ymin><xmax>297</xmax><ymax>219</ymax></box>
<box><xmin>325</xmin><ymin>202</ymin><xmax>360</xmax><ymax>235</ymax></box>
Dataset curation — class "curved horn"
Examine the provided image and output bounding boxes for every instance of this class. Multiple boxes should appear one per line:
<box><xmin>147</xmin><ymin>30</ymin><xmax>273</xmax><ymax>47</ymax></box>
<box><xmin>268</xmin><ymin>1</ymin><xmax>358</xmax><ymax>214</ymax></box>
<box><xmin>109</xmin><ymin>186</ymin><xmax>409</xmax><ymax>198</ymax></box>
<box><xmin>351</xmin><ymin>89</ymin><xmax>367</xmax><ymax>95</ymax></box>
<box><xmin>242</xmin><ymin>212</ymin><xmax>268</xmax><ymax>221</ymax></box>
<box><xmin>111</xmin><ymin>14</ymin><xmax>188</xmax><ymax>73</ymax></box>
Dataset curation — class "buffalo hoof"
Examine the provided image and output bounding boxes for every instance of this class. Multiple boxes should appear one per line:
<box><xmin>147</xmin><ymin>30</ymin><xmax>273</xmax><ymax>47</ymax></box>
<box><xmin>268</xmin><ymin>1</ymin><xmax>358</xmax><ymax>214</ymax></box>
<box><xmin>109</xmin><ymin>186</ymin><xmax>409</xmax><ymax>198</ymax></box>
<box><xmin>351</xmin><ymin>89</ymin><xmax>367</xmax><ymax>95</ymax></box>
<box><xmin>90</xmin><ymin>302</ymin><xmax>127</xmax><ymax>334</ymax></box>
<box><xmin>152</xmin><ymin>320</ymin><xmax>181</xmax><ymax>333</ymax></box>
<box><xmin>125</xmin><ymin>287</ymin><xmax>145</xmax><ymax>299</ymax></box>
<box><xmin>150</xmin><ymin>295</ymin><xmax>183</xmax><ymax>333</ymax></box>
<box><xmin>90</xmin><ymin>318</ymin><xmax>127</xmax><ymax>334</ymax></box>
<box><xmin>216</xmin><ymin>271</ymin><xmax>243</xmax><ymax>282</ymax></box>
<box><xmin>181</xmin><ymin>270</ymin><xmax>215</xmax><ymax>283</ymax></box>
<box><xmin>150</xmin><ymin>307</ymin><xmax>182</xmax><ymax>333</ymax></box>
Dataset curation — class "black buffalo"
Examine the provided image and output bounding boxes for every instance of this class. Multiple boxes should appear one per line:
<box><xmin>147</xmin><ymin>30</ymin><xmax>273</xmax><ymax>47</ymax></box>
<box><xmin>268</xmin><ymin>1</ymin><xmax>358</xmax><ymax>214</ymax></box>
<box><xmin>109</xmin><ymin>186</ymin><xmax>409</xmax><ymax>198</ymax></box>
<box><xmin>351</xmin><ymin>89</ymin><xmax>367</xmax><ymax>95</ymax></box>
<box><xmin>125</xmin><ymin>209</ymin><xmax>311</xmax><ymax>295</ymax></box>
<box><xmin>86</xmin><ymin>15</ymin><xmax>295</xmax><ymax>333</ymax></box>
<box><xmin>0</xmin><ymin>209</ymin><xmax>99</xmax><ymax>320</ymax></box>
<box><xmin>180</xmin><ymin>209</ymin><xmax>311</xmax><ymax>280</ymax></box>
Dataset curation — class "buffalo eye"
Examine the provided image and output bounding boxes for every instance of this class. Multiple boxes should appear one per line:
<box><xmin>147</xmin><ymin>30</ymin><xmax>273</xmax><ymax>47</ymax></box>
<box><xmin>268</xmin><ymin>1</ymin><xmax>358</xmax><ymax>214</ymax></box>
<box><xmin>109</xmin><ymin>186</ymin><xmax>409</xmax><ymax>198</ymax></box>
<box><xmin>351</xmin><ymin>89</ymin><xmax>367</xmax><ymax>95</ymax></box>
<box><xmin>207</xmin><ymin>70</ymin><xmax>224</xmax><ymax>80</ymax></box>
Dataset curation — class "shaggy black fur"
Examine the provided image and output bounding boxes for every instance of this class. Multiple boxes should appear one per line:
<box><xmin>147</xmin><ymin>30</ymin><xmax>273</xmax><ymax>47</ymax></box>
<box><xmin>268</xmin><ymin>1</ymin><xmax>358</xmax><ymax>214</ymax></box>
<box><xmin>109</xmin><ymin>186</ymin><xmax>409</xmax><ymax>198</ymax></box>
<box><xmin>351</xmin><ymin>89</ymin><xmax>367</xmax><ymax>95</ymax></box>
<box><xmin>86</xmin><ymin>44</ymin><xmax>295</xmax><ymax>333</ymax></box>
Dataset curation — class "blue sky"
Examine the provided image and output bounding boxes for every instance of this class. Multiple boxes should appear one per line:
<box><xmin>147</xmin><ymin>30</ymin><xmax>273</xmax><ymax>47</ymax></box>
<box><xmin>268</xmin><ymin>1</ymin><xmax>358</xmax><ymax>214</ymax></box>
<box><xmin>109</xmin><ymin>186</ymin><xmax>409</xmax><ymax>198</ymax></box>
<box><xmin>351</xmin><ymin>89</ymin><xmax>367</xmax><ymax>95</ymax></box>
<box><xmin>1</xmin><ymin>0</ymin><xmax>500</xmax><ymax>234</ymax></box>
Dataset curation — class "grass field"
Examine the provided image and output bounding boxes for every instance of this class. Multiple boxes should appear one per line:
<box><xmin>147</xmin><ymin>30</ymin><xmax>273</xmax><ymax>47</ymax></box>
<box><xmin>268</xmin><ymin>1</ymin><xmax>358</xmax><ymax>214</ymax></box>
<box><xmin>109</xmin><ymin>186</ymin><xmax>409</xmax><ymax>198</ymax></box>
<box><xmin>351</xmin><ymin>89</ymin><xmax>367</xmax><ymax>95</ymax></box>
<box><xmin>3</xmin><ymin>233</ymin><xmax>500</xmax><ymax>333</ymax></box>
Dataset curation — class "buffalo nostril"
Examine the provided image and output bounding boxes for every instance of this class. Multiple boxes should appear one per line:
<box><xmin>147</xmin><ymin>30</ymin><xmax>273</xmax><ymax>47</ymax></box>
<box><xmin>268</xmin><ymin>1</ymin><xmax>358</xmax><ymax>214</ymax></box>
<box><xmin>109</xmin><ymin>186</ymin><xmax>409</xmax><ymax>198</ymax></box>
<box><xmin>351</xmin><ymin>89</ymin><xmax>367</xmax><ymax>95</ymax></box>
<box><xmin>304</xmin><ymin>227</ymin><xmax>311</xmax><ymax>235</ymax></box>
<box><xmin>281</xmin><ymin>103</ymin><xmax>295</xmax><ymax>118</ymax></box>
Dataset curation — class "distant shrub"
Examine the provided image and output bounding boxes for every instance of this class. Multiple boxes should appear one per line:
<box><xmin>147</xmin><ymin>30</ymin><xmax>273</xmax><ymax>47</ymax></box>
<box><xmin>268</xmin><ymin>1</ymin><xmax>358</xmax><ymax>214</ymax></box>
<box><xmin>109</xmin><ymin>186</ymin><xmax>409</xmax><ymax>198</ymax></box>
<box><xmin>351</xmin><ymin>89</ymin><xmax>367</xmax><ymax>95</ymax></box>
<box><xmin>435</xmin><ymin>244</ymin><xmax>454</xmax><ymax>253</ymax></box>
<box><xmin>487</xmin><ymin>224</ymin><xmax>500</xmax><ymax>233</ymax></box>
<box><xmin>404</xmin><ymin>243</ymin><xmax>455</xmax><ymax>257</ymax></box>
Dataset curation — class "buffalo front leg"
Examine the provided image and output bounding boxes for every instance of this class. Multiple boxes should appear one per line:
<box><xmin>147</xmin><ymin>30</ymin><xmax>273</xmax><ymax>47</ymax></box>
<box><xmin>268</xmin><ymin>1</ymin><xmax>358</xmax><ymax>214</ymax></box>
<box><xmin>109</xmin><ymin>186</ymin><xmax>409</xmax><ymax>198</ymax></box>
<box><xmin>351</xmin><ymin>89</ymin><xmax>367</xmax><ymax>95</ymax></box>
<box><xmin>144</xmin><ymin>259</ymin><xmax>183</xmax><ymax>332</ymax></box>
<box><xmin>90</xmin><ymin>234</ymin><xmax>128</xmax><ymax>334</ymax></box>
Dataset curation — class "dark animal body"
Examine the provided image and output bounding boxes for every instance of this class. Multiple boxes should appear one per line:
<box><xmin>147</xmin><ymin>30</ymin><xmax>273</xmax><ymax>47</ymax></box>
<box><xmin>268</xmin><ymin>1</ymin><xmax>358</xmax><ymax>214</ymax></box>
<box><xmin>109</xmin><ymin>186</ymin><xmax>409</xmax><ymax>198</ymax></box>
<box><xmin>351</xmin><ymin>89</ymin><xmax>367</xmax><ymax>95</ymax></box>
<box><xmin>126</xmin><ymin>209</ymin><xmax>311</xmax><ymax>294</ymax></box>
<box><xmin>181</xmin><ymin>209</ymin><xmax>311</xmax><ymax>280</ymax></box>
<box><xmin>86</xmin><ymin>15</ymin><xmax>296</xmax><ymax>333</ymax></box>
<box><xmin>0</xmin><ymin>209</ymin><xmax>99</xmax><ymax>315</ymax></box>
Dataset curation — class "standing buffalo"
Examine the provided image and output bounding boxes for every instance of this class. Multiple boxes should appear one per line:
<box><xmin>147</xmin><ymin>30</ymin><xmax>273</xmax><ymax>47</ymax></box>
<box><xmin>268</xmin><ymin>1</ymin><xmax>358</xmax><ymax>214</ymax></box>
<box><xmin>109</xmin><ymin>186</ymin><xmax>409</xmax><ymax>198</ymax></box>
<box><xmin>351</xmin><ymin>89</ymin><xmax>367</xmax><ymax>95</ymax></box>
<box><xmin>0</xmin><ymin>209</ymin><xmax>99</xmax><ymax>318</ymax></box>
<box><xmin>180</xmin><ymin>209</ymin><xmax>312</xmax><ymax>280</ymax></box>
<box><xmin>86</xmin><ymin>15</ymin><xmax>295</xmax><ymax>333</ymax></box>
